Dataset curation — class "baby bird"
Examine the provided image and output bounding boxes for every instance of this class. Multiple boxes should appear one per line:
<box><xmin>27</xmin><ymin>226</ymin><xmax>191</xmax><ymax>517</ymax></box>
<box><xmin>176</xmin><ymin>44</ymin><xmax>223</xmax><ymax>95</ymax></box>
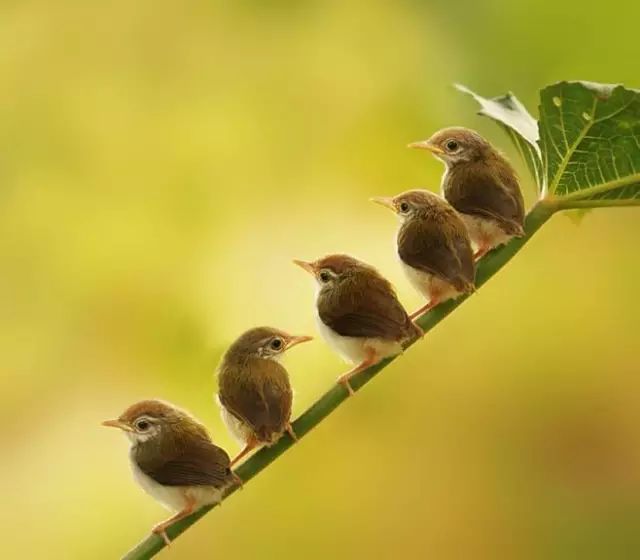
<box><xmin>103</xmin><ymin>399</ymin><xmax>238</xmax><ymax>546</ymax></box>
<box><xmin>409</xmin><ymin>127</ymin><xmax>525</xmax><ymax>259</ymax></box>
<box><xmin>372</xmin><ymin>189</ymin><xmax>475</xmax><ymax>320</ymax></box>
<box><xmin>294</xmin><ymin>254</ymin><xmax>421</xmax><ymax>395</ymax></box>
<box><xmin>217</xmin><ymin>327</ymin><xmax>313</xmax><ymax>466</ymax></box>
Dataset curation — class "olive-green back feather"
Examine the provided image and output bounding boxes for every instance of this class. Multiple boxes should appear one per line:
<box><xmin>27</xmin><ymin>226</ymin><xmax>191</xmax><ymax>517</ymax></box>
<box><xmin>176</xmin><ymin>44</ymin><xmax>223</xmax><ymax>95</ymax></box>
<box><xmin>134</xmin><ymin>419</ymin><xmax>233</xmax><ymax>488</ymax></box>
<box><xmin>444</xmin><ymin>152</ymin><xmax>525</xmax><ymax>235</ymax></box>
<box><xmin>398</xmin><ymin>208</ymin><xmax>475</xmax><ymax>292</ymax></box>
<box><xmin>317</xmin><ymin>270</ymin><xmax>416</xmax><ymax>341</ymax></box>
<box><xmin>218</xmin><ymin>356</ymin><xmax>292</xmax><ymax>444</ymax></box>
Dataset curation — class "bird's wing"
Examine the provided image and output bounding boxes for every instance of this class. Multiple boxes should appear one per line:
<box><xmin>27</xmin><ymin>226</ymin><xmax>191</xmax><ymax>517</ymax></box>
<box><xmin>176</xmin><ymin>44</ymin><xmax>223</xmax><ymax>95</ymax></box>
<box><xmin>138</xmin><ymin>436</ymin><xmax>233</xmax><ymax>488</ymax></box>
<box><xmin>261</xmin><ymin>368</ymin><xmax>293</xmax><ymax>432</ymax></box>
<box><xmin>446</xmin><ymin>162</ymin><xmax>525</xmax><ymax>235</ymax></box>
<box><xmin>398</xmin><ymin>217</ymin><xmax>475</xmax><ymax>291</ymax></box>
<box><xmin>219</xmin><ymin>359</ymin><xmax>292</xmax><ymax>442</ymax></box>
<box><xmin>451</xmin><ymin>228</ymin><xmax>476</xmax><ymax>288</ymax></box>
<box><xmin>319</xmin><ymin>276</ymin><xmax>414</xmax><ymax>340</ymax></box>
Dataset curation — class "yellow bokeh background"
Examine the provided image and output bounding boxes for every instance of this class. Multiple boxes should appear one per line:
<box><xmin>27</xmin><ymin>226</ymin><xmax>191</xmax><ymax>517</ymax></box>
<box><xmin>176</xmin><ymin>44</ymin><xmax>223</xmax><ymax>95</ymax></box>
<box><xmin>1</xmin><ymin>1</ymin><xmax>639</xmax><ymax>558</ymax></box>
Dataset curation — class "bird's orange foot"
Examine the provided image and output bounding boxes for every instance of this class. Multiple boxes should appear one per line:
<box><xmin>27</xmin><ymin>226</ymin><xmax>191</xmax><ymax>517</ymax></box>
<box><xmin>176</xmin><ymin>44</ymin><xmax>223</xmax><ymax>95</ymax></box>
<box><xmin>231</xmin><ymin>472</ymin><xmax>244</xmax><ymax>488</ymax></box>
<box><xmin>409</xmin><ymin>300</ymin><xmax>439</xmax><ymax>321</ymax></box>
<box><xmin>337</xmin><ymin>376</ymin><xmax>355</xmax><ymax>396</ymax></box>
<box><xmin>473</xmin><ymin>245</ymin><xmax>490</xmax><ymax>261</ymax></box>
<box><xmin>230</xmin><ymin>438</ymin><xmax>259</xmax><ymax>467</ymax></box>
<box><xmin>286</xmin><ymin>423</ymin><xmax>298</xmax><ymax>442</ymax></box>
<box><xmin>152</xmin><ymin>524</ymin><xmax>172</xmax><ymax>547</ymax></box>
<box><xmin>336</xmin><ymin>350</ymin><xmax>377</xmax><ymax>397</ymax></box>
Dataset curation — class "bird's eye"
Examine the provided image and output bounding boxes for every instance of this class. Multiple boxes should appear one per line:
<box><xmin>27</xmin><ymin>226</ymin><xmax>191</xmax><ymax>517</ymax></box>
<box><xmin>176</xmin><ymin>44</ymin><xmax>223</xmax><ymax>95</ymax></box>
<box><xmin>135</xmin><ymin>419</ymin><xmax>150</xmax><ymax>432</ymax></box>
<box><xmin>319</xmin><ymin>270</ymin><xmax>332</xmax><ymax>283</ymax></box>
<box><xmin>399</xmin><ymin>202</ymin><xmax>410</xmax><ymax>213</ymax></box>
<box><xmin>445</xmin><ymin>139</ymin><xmax>459</xmax><ymax>152</ymax></box>
<box><xmin>270</xmin><ymin>338</ymin><xmax>283</xmax><ymax>351</ymax></box>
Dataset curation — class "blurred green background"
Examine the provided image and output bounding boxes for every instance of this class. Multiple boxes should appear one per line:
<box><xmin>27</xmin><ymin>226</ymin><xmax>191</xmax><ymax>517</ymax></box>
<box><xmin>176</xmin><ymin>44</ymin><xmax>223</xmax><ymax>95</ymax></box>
<box><xmin>1</xmin><ymin>1</ymin><xmax>639</xmax><ymax>558</ymax></box>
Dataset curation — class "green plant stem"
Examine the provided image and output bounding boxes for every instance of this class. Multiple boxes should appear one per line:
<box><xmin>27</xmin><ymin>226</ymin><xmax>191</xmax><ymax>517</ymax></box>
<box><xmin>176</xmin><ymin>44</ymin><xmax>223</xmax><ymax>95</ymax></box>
<box><xmin>554</xmin><ymin>198</ymin><xmax>640</xmax><ymax>209</ymax></box>
<box><xmin>122</xmin><ymin>200</ymin><xmax>557</xmax><ymax>560</ymax></box>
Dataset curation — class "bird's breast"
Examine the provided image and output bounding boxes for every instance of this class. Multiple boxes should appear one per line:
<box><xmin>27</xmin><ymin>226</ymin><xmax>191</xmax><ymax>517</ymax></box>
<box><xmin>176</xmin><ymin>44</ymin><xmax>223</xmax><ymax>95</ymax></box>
<box><xmin>218</xmin><ymin>400</ymin><xmax>253</xmax><ymax>445</ymax></box>
<box><xmin>129</xmin><ymin>457</ymin><xmax>187</xmax><ymax>512</ymax></box>
<box><xmin>400</xmin><ymin>260</ymin><xmax>433</xmax><ymax>296</ymax></box>
<box><xmin>314</xmin><ymin>309</ymin><xmax>403</xmax><ymax>364</ymax></box>
<box><xmin>129</xmin><ymin>457</ymin><xmax>225</xmax><ymax>511</ymax></box>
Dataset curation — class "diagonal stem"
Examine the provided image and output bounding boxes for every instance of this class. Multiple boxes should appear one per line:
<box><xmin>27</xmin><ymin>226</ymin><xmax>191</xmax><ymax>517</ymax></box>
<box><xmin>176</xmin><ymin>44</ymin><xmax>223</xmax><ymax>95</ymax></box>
<box><xmin>122</xmin><ymin>200</ymin><xmax>557</xmax><ymax>560</ymax></box>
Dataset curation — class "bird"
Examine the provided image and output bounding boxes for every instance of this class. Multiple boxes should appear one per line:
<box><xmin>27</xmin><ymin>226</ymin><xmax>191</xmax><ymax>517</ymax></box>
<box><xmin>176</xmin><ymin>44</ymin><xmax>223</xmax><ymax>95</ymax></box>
<box><xmin>371</xmin><ymin>189</ymin><xmax>475</xmax><ymax>320</ymax></box>
<box><xmin>409</xmin><ymin>127</ymin><xmax>525</xmax><ymax>260</ymax></box>
<box><xmin>217</xmin><ymin>327</ymin><xmax>313</xmax><ymax>466</ymax></box>
<box><xmin>102</xmin><ymin>399</ymin><xmax>239</xmax><ymax>546</ymax></box>
<box><xmin>294</xmin><ymin>254</ymin><xmax>421</xmax><ymax>395</ymax></box>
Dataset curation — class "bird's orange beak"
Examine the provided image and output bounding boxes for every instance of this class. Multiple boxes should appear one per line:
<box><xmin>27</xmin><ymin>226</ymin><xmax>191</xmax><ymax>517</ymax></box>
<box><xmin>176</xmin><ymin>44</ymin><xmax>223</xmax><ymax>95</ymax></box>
<box><xmin>292</xmin><ymin>259</ymin><xmax>316</xmax><ymax>275</ymax></box>
<box><xmin>408</xmin><ymin>140</ymin><xmax>444</xmax><ymax>155</ymax></box>
<box><xmin>370</xmin><ymin>196</ymin><xmax>396</xmax><ymax>212</ymax></box>
<box><xmin>286</xmin><ymin>335</ymin><xmax>314</xmax><ymax>349</ymax></box>
<box><xmin>102</xmin><ymin>419</ymin><xmax>133</xmax><ymax>432</ymax></box>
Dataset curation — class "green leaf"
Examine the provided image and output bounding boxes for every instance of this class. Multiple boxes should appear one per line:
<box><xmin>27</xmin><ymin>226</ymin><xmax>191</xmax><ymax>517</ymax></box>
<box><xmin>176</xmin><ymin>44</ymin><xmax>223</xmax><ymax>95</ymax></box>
<box><xmin>455</xmin><ymin>84</ymin><xmax>543</xmax><ymax>191</ymax></box>
<box><xmin>539</xmin><ymin>81</ymin><xmax>640</xmax><ymax>206</ymax></box>
<box><xmin>564</xmin><ymin>208</ymin><xmax>591</xmax><ymax>225</ymax></box>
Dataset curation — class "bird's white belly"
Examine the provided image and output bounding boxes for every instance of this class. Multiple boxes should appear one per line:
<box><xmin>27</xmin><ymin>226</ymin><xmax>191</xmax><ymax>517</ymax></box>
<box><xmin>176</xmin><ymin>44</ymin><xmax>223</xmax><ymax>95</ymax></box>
<box><xmin>400</xmin><ymin>261</ymin><xmax>461</xmax><ymax>302</ymax></box>
<box><xmin>401</xmin><ymin>261</ymin><xmax>434</xmax><ymax>298</ymax></box>
<box><xmin>130</xmin><ymin>456</ymin><xmax>223</xmax><ymax>512</ymax></box>
<box><xmin>460</xmin><ymin>214</ymin><xmax>512</xmax><ymax>250</ymax></box>
<box><xmin>218</xmin><ymin>396</ymin><xmax>253</xmax><ymax>445</ymax></box>
<box><xmin>315</xmin><ymin>311</ymin><xmax>403</xmax><ymax>365</ymax></box>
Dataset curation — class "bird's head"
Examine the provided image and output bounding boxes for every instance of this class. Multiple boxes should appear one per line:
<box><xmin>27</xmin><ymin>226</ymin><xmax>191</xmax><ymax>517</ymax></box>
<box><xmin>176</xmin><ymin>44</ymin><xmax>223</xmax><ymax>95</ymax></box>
<box><xmin>293</xmin><ymin>254</ymin><xmax>380</xmax><ymax>296</ymax></box>
<box><xmin>371</xmin><ymin>189</ymin><xmax>444</xmax><ymax>222</ymax></box>
<box><xmin>409</xmin><ymin>127</ymin><xmax>491</xmax><ymax>167</ymax></box>
<box><xmin>223</xmin><ymin>327</ymin><xmax>313</xmax><ymax>363</ymax></box>
<box><xmin>102</xmin><ymin>400</ymin><xmax>198</xmax><ymax>446</ymax></box>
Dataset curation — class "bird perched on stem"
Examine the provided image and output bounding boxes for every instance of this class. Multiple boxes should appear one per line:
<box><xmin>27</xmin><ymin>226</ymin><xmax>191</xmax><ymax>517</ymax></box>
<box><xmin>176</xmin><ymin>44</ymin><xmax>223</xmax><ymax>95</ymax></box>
<box><xmin>409</xmin><ymin>127</ymin><xmax>525</xmax><ymax>259</ymax></box>
<box><xmin>371</xmin><ymin>189</ymin><xmax>475</xmax><ymax>320</ymax></box>
<box><xmin>294</xmin><ymin>254</ymin><xmax>421</xmax><ymax>395</ymax></box>
<box><xmin>217</xmin><ymin>327</ymin><xmax>313</xmax><ymax>466</ymax></box>
<box><xmin>103</xmin><ymin>399</ymin><xmax>239</xmax><ymax>546</ymax></box>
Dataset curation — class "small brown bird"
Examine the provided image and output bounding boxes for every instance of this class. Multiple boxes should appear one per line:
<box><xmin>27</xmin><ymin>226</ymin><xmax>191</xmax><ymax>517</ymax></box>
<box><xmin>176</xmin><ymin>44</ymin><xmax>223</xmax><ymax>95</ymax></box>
<box><xmin>294</xmin><ymin>254</ymin><xmax>421</xmax><ymax>395</ymax></box>
<box><xmin>409</xmin><ymin>127</ymin><xmax>525</xmax><ymax>259</ymax></box>
<box><xmin>371</xmin><ymin>189</ymin><xmax>475</xmax><ymax>320</ymax></box>
<box><xmin>217</xmin><ymin>327</ymin><xmax>313</xmax><ymax>466</ymax></box>
<box><xmin>103</xmin><ymin>399</ymin><xmax>238</xmax><ymax>546</ymax></box>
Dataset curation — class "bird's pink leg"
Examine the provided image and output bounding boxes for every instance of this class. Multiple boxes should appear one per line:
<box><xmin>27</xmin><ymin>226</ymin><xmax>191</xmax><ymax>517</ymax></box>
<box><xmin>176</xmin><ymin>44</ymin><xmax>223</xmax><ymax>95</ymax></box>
<box><xmin>151</xmin><ymin>494</ymin><xmax>197</xmax><ymax>546</ymax></box>
<box><xmin>285</xmin><ymin>423</ymin><xmax>298</xmax><ymax>441</ymax></box>
<box><xmin>409</xmin><ymin>298</ymin><xmax>440</xmax><ymax>321</ymax></box>
<box><xmin>473</xmin><ymin>237</ymin><xmax>492</xmax><ymax>261</ymax></box>
<box><xmin>410</xmin><ymin>284</ymin><xmax>443</xmax><ymax>322</ymax></box>
<box><xmin>231</xmin><ymin>472</ymin><xmax>244</xmax><ymax>488</ymax></box>
<box><xmin>473</xmin><ymin>247</ymin><xmax>489</xmax><ymax>260</ymax></box>
<box><xmin>230</xmin><ymin>435</ymin><xmax>259</xmax><ymax>467</ymax></box>
<box><xmin>336</xmin><ymin>347</ymin><xmax>378</xmax><ymax>396</ymax></box>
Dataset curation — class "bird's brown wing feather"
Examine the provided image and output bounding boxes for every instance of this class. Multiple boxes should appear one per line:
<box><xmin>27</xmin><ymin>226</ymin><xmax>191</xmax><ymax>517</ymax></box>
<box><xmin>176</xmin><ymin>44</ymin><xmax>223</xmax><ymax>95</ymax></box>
<box><xmin>452</xmin><ymin>230</ymin><xmax>476</xmax><ymax>288</ymax></box>
<box><xmin>138</xmin><ymin>435</ymin><xmax>233</xmax><ymax>488</ymax></box>
<box><xmin>219</xmin><ymin>359</ymin><xmax>292</xmax><ymax>442</ymax></box>
<box><xmin>446</xmin><ymin>160</ymin><xmax>525</xmax><ymax>235</ymax></box>
<box><xmin>398</xmin><ymin>217</ymin><xmax>475</xmax><ymax>291</ymax></box>
<box><xmin>319</xmin><ymin>275</ymin><xmax>414</xmax><ymax>340</ymax></box>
